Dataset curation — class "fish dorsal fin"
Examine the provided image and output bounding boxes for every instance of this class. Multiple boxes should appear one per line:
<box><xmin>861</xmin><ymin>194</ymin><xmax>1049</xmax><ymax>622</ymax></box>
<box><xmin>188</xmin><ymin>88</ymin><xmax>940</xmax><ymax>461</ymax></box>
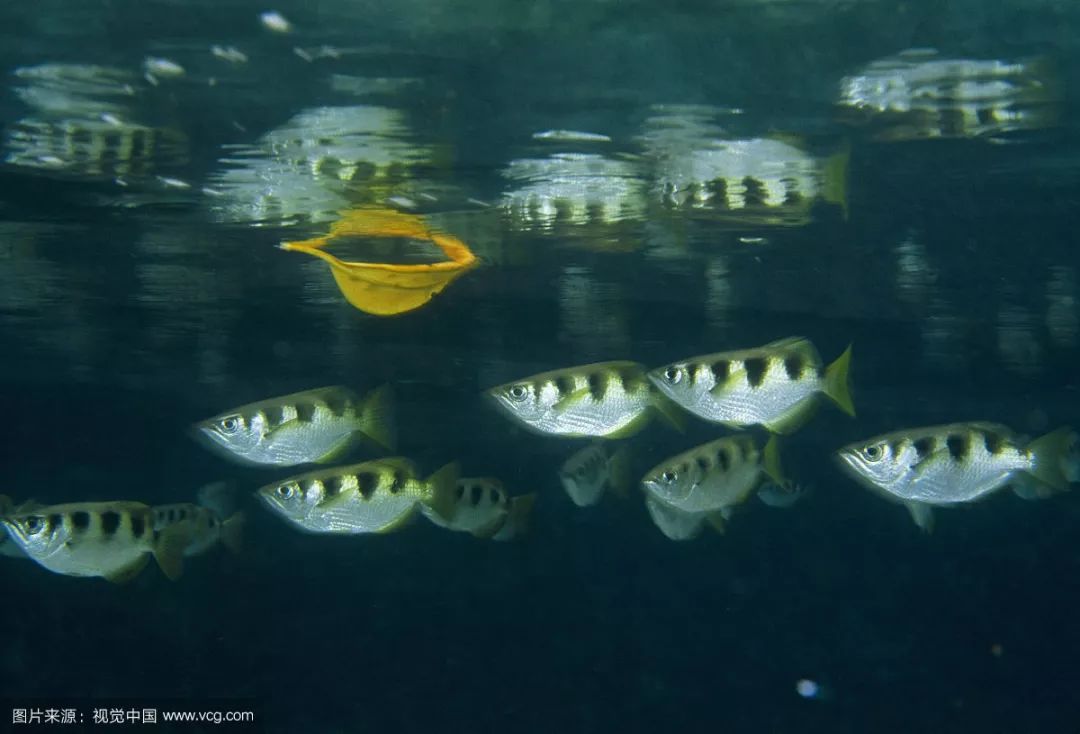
<box><xmin>374</xmin><ymin>457</ymin><xmax>419</xmax><ymax>475</ymax></box>
<box><xmin>104</xmin><ymin>555</ymin><xmax>150</xmax><ymax>584</ymax></box>
<box><xmin>763</xmin><ymin>336</ymin><xmax>810</xmax><ymax>351</ymax></box>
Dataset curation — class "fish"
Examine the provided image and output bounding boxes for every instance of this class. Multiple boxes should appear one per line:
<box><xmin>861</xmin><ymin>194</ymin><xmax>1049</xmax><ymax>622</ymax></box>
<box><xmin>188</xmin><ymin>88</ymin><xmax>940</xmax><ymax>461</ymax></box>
<box><xmin>423</xmin><ymin>477</ymin><xmax>536</xmax><ymax>540</ymax></box>
<box><xmin>491</xmin><ymin>494</ymin><xmax>536</xmax><ymax>542</ymax></box>
<box><xmin>558</xmin><ymin>443</ymin><xmax>633</xmax><ymax>507</ymax></box>
<box><xmin>151</xmin><ymin>482</ymin><xmax>244</xmax><ymax>558</ymax></box>
<box><xmin>647</xmin><ymin>337</ymin><xmax>854</xmax><ymax>434</ymax></box>
<box><xmin>194</xmin><ymin>384</ymin><xmax>395</xmax><ymax>467</ymax></box>
<box><xmin>256</xmin><ymin>458</ymin><xmax>458</xmax><ymax>534</ymax></box>
<box><xmin>641</xmin><ymin>434</ymin><xmax>785</xmax><ymax>516</ymax></box>
<box><xmin>756</xmin><ymin>479</ymin><xmax>811</xmax><ymax>509</ymax></box>
<box><xmin>834</xmin><ymin>422</ymin><xmax>1073</xmax><ymax>532</ymax></box>
<box><xmin>486</xmin><ymin>361</ymin><xmax>684</xmax><ymax>439</ymax></box>
<box><xmin>0</xmin><ymin>501</ymin><xmax>191</xmax><ymax>583</ymax></box>
<box><xmin>643</xmin><ymin>495</ymin><xmax>728</xmax><ymax>542</ymax></box>
<box><xmin>1008</xmin><ymin>428</ymin><xmax>1079</xmax><ymax>500</ymax></box>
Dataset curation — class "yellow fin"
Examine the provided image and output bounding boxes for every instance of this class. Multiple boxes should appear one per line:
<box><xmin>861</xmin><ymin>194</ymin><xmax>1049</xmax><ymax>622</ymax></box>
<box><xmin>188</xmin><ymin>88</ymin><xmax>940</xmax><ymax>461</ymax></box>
<box><xmin>356</xmin><ymin>384</ymin><xmax>397</xmax><ymax>452</ymax></box>
<box><xmin>905</xmin><ymin>502</ymin><xmax>934</xmax><ymax>534</ymax></box>
<box><xmin>762</xmin><ymin>435</ymin><xmax>787</xmax><ymax>485</ymax></box>
<box><xmin>822</xmin><ymin>140</ymin><xmax>851</xmax><ymax>220</ymax></box>
<box><xmin>765</xmin><ymin>399</ymin><xmax>820</xmax><ymax>435</ymax></box>
<box><xmin>823</xmin><ymin>344</ymin><xmax>856</xmax><ymax>417</ymax></box>
<box><xmin>495</xmin><ymin>494</ymin><xmax>536</xmax><ymax>541</ymax></box>
<box><xmin>221</xmin><ymin>512</ymin><xmax>245</xmax><ymax>554</ymax></box>
<box><xmin>649</xmin><ymin>392</ymin><xmax>688</xmax><ymax>433</ymax></box>
<box><xmin>423</xmin><ymin>461</ymin><xmax>461</xmax><ymax>523</ymax></box>
<box><xmin>104</xmin><ymin>555</ymin><xmax>149</xmax><ymax>585</ymax></box>
<box><xmin>152</xmin><ymin>525</ymin><xmax>190</xmax><ymax>581</ymax></box>
<box><xmin>552</xmin><ymin>387</ymin><xmax>591</xmax><ymax>414</ymax></box>
<box><xmin>607</xmin><ymin>446</ymin><xmax>634</xmax><ymax>498</ymax></box>
<box><xmin>1025</xmin><ymin>427</ymin><xmax>1074</xmax><ymax>492</ymax></box>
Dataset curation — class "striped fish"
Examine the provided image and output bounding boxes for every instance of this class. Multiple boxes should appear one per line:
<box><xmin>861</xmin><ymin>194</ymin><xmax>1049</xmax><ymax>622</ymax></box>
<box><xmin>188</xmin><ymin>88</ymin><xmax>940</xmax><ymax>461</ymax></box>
<box><xmin>0</xmin><ymin>501</ymin><xmax>190</xmax><ymax>583</ymax></box>
<box><xmin>648</xmin><ymin>337</ymin><xmax>854</xmax><ymax>434</ymax></box>
<box><xmin>256</xmin><ymin>458</ymin><xmax>458</xmax><ymax>534</ymax></box>
<box><xmin>422</xmin><ymin>477</ymin><xmax>535</xmax><ymax>540</ymax></box>
<box><xmin>641</xmin><ymin>434</ymin><xmax>784</xmax><ymax>516</ymax></box>
<box><xmin>558</xmin><ymin>443</ymin><xmax>632</xmax><ymax>507</ymax></box>
<box><xmin>486</xmin><ymin>361</ymin><xmax>684</xmax><ymax>439</ymax></box>
<box><xmin>194</xmin><ymin>385</ymin><xmax>395</xmax><ymax>467</ymax></box>
<box><xmin>835</xmin><ymin>422</ymin><xmax>1073</xmax><ymax>532</ymax></box>
<box><xmin>151</xmin><ymin>483</ymin><xmax>244</xmax><ymax>559</ymax></box>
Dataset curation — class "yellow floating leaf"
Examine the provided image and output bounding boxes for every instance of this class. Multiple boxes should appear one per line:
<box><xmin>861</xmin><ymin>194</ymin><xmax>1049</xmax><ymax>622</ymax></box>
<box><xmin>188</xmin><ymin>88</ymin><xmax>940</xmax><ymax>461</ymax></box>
<box><xmin>281</xmin><ymin>206</ymin><xmax>479</xmax><ymax>316</ymax></box>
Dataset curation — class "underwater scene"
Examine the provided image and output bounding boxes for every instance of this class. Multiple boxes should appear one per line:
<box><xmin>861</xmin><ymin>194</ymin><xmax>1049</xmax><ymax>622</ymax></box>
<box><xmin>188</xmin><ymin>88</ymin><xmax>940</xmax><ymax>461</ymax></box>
<box><xmin>1</xmin><ymin>0</ymin><xmax>1079</xmax><ymax>731</ymax></box>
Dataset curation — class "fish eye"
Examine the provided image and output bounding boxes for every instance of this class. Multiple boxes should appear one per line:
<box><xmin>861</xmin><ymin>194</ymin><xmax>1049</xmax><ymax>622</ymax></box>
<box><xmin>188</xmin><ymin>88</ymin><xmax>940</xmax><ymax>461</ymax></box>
<box><xmin>861</xmin><ymin>444</ymin><xmax>885</xmax><ymax>462</ymax></box>
<box><xmin>507</xmin><ymin>385</ymin><xmax>529</xmax><ymax>402</ymax></box>
<box><xmin>276</xmin><ymin>484</ymin><xmax>297</xmax><ymax>500</ymax></box>
<box><xmin>662</xmin><ymin>367</ymin><xmax>682</xmax><ymax>384</ymax></box>
<box><xmin>660</xmin><ymin>470</ymin><xmax>678</xmax><ymax>484</ymax></box>
<box><xmin>218</xmin><ymin>416</ymin><xmax>241</xmax><ymax>434</ymax></box>
<box><xmin>23</xmin><ymin>516</ymin><xmax>44</xmax><ymax>534</ymax></box>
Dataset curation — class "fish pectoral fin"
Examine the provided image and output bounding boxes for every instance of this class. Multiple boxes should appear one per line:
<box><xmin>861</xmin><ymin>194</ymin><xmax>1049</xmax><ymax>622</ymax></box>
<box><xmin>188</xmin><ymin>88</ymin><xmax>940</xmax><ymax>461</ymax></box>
<box><xmin>313</xmin><ymin>433</ymin><xmax>359</xmax><ymax>464</ymax></box>
<box><xmin>552</xmin><ymin>387</ymin><xmax>592</xmax><ymax>414</ymax></box>
<box><xmin>261</xmin><ymin>418</ymin><xmax>304</xmax><ymax>440</ymax></box>
<box><xmin>705</xmin><ymin>512</ymin><xmax>727</xmax><ymax>534</ymax></box>
<box><xmin>764</xmin><ymin>400</ymin><xmax>819</xmax><ymax>435</ymax></box>
<box><xmin>152</xmin><ymin>525</ymin><xmax>190</xmax><ymax>581</ymax></box>
<box><xmin>104</xmin><ymin>555</ymin><xmax>150</xmax><ymax>584</ymax></box>
<box><xmin>376</xmin><ymin>505</ymin><xmax>419</xmax><ymax>534</ymax></box>
<box><xmin>904</xmin><ymin>502</ymin><xmax>935</xmax><ymax>533</ymax></box>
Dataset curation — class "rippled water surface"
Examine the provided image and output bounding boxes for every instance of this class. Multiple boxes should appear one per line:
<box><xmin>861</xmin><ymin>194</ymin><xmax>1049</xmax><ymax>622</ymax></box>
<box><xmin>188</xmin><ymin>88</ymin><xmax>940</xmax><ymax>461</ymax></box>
<box><xmin>1</xmin><ymin>1</ymin><xmax>1079</xmax><ymax>732</ymax></box>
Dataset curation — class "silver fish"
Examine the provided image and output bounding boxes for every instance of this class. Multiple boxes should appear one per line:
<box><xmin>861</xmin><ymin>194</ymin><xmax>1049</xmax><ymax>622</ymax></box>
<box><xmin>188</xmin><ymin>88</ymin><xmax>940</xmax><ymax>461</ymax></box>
<box><xmin>648</xmin><ymin>337</ymin><xmax>854</xmax><ymax>434</ymax></box>
<box><xmin>151</xmin><ymin>483</ymin><xmax>243</xmax><ymax>558</ymax></box>
<box><xmin>0</xmin><ymin>495</ymin><xmax>39</xmax><ymax>559</ymax></box>
<box><xmin>256</xmin><ymin>458</ymin><xmax>458</xmax><ymax>534</ymax></box>
<box><xmin>756</xmin><ymin>479</ymin><xmax>811</xmax><ymax>509</ymax></box>
<box><xmin>195</xmin><ymin>384</ymin><xmax>395</xmax><ymax>467</ymax></box>
<box><xmin>558</xmin><ymin>443</ymin><xmax>632</xmax><ymax>507</ymax></box>
<box><xmin>423</xmin><ymin>477</ymin><xmax>535</xmax><ymax>540</ymax></box>
<box><xmin>0</xmin><ymin>501</ymin><xmax>190</xmax><ymax>583</ymax></box>
<box><xmin>487</xmin><ymin>361</ymin><xmax>683</xmax><ymax>438</ymax></box>
<box><xmin>835</xmin><ymin>422</ymin><xmax>1072</xmax><ymax>532</ymax></box>
<box><xmin>641</xmin><ymin>434</ymin><xmax>784</xmax><ymax>515</ymax></box>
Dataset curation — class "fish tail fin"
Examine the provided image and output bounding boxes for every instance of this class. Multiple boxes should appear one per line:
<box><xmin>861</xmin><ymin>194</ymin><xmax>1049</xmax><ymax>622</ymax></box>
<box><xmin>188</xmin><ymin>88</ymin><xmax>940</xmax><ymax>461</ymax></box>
<box><xmin>1024</xmin><ymin>427</ymin><xmax>1074</xmax><ymax>492</ymax></box>
<box><xmin>823</xmin><ymin>344</ymin><xmax>856</xmax><ymax>417</ymax></box>
<box><xmin>196</xmin><ymin>481</ymin><xmax>237</xmax><ymax>518</ymax></box>
<box><xmin>823</xmin><ymin>140</ymin><xmax>851</xmax><ymax>220</ymax></box>
<box><xmin>221</xmin><ymin>512</ymin><xmax>245</xmax><ymax>554</ymax></box>
<box><xmin>152</xmin><ymin>525</ymin><xmax>190</xmax><ymax>581</ymax></box>
<box><xmin>762</xmin><ymin>435</ymin><xmax>787</xmax><ymax>486</ymax></box>
<box><xmin>905</xmin><ymin>502</ymin><xmax>935</xmax><ymax>534</ymax></box>
<box><xmin>650</xmin><ymin>393</ymin><xmax>688</xmax><ymax>433</ymax></box>
<box><xmin>358</xmin><ymin>384</ymin><xmax>397</xmax><ymax>452</ymax></box>
<box><xmin>607</xmin><ymin>445</ymin><xmax>634</xmax><ymax>498</ymax></box>
<box><xmin>498</xmin><ymin>494</ymin><xmax>537</xmax><ymax>541</ymax></box>
<box><xmin>424</xmin><ymin>461</ymin><xmax>461</xmax><ymax>523</ymax></box>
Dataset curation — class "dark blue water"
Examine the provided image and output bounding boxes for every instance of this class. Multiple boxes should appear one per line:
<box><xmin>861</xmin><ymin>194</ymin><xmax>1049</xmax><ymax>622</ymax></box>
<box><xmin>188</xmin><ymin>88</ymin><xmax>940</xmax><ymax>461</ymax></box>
<box><xmin>1</xmin><ymin>1</ymin><xmax>1079</xmax><ymax>732</ymax></box>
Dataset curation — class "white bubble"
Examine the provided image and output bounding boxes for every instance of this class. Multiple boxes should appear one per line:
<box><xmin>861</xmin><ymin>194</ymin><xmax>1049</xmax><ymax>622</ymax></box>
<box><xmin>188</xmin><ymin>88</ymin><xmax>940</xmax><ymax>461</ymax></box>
<box><xmin>796</xmin><ymin>679</ymin><xmax>820</xmax><ymax>698</ymax></box>
<box><xmin>260</xmin><ymin>11</ymin><xmax>292</xmax><ymax>33</ymax></box>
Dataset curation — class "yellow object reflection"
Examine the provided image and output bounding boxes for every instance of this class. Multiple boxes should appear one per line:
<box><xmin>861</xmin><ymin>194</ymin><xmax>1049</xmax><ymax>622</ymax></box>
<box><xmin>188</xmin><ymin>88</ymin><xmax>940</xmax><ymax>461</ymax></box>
<box><xmin>281</xmin><ymin>207</ymin><xmax>479</xmax><ymax>316</ymax></box>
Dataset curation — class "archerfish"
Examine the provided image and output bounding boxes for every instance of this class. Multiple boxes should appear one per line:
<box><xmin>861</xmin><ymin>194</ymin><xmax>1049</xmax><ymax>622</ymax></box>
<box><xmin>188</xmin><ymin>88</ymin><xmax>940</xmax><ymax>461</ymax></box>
<box><xmin>256</xmin><ymin>458</ymin><xmax>458</xmax><ymax>534</ymax></box>
<box><xmin>487</xmin><ymin>361</ymin><xmax>684</xmax><ymax>438</ymax></box>
<box><xmin>194</xmin><ymin>384</ymin><xmax>395</xmax><ymax>467</ymax></box>
<box><xmin>422</xmin><ymin>477</ymin><xmax>536</xmax><ymax>540</ymax></box>
<box><xmin>0</xmin><ymin>501</ymin><xmax>191</xmax><ymax>583</ymax></box>
<box><xmin>558</xmin><ymin>443</ymin><xmax>633</xmax><ymax>507</ymax></box>
<box><xmin>835</xmin><ymin>421</ymin><xmax>1073</xmax><ymax>532</ymax></box>
<box><xmin>151</xmin><ymin>482</ymin><xmax>244</xmax><ymax>558</ymax></box>
<box><xmin>648</xmin><ymin>337</ymin><xmax>854</xmax><ymax>434</ymax></box>
<box><xmin>641</xmin><ymin>434</ymin><xmax>785</xmax><ymax>516</ymax></box>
